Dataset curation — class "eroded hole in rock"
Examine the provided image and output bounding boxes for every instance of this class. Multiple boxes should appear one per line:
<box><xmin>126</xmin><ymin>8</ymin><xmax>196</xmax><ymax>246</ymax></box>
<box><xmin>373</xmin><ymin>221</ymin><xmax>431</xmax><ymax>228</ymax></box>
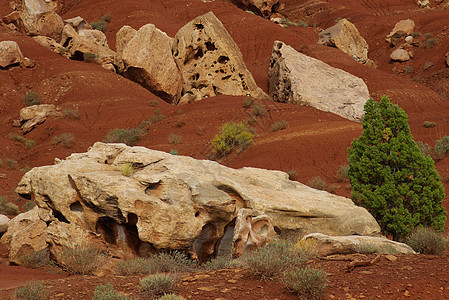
<box><xmin>70</xmin><ymin>50</ymin><xmax>84</xmax><ymax>61</ymax></box>
<box><xmin>70</xmin><ymin>201</ymin><xmax>84</xmax><ymax>213</ymax></box>
<box><xmin>128</xmin><ymin>213</ymin><xmax>138</xmax><ymax>226</ymax></box>
<box><xmin>205</xmin><ymin>41</ymin><xmax>216</xmax><ymax>51</ymax></box>
<box><xmin>96</xmin><ymin>217</ymin><xmax>117</xmax><ymax>244</ymax></box>
<box><xmin>195</xmin><ymin>211</ymin><xmax>200</xmax><ymax>217</ymax></box>
<box><xmin>194</xmin><ymin>47</ymin><xmax>204</xmax><ymax>59</ymax></box>
<box><xmin>190</xmin><ymin>73</ymin><xmax>200</xmax><ymax>81</ymax></box>
<box><xmin>221</xmin><ymin>75</ymin><xmax>231</xmax><ymax>80</ymax></box>
<box><xmin>96</xmin><ymin>216</ymin><xmax>141</xmax><ymax>254</ymax></box>
<box><xmin>239</xmin><ymin>73</ymin><xmax>249</xmax><ymax>90</ymax></box>
<box><xmin>193</xmin><ymin>222</ymin><xmax>218</xmax><ymax>263</ymax></box>
<box><xmin>145</xmin><ymin>181</ymin><xmax>161</xmax><ymax>195</ymax></box>
<box><xmin>212</xmin><ymin>85</ymin><xmax>218</xmax><ymax>94</ymax></box>
<box><xmin>217</xmin><ymin>56</ymin><xmax>229</xmax><ymax>64</ymax></box>
<box><xmin>62</xmin><ymin>37</ymin><xmax>72</xmax><ymax>48</ymax></box>
<box><xmin>18</xmin><ymin>193</ymin><xmax>31</xmax><ymax>200</ymax></box>
<box><xmin>215</xmin><ymin>219</ymin><xmax>235</xmax><ymax>258</ymax></box>
<box><xmin>43</xmin><ymin>195</ymin><xmax>69</xmax><ymax>223</ymax></box>
<box><xmin>216</xmin><ymin>185</ymin><xmax>246</xmax><ymax>211</ymax></box>
<box><xmin>194</xmin><ymin>23</ymin><xmax>204</xmax><ymax>30</ymax></box>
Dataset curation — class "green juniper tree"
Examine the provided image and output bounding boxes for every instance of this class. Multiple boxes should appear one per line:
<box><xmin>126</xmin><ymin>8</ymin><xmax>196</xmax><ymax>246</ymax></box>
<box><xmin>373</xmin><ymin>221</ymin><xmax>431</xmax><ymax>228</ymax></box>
<box><xmin>348</xmin><ymin>95</ymin><xmax>446</xmax><ymax>240</ymax></box>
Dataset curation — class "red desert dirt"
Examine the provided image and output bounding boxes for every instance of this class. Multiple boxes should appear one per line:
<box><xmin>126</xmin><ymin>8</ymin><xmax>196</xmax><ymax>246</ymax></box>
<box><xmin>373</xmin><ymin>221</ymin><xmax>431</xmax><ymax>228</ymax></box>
<box><xmin>2</xmin><ymin>0</ymin><xmax>449</xmax><ymax>299</ymax></box>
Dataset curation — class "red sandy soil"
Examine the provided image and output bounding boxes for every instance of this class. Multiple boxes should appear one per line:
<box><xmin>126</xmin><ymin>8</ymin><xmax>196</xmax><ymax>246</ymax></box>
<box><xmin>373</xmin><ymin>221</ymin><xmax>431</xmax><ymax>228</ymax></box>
<box><xmin>1</xmin><ymin>0</ymin><xmax>449</xmax><ymax>299</ymax></box>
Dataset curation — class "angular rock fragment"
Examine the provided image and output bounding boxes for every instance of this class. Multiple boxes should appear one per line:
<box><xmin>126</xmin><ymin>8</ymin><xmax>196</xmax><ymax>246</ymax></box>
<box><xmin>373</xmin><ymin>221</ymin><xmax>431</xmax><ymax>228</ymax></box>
<box><xmin>0</xmin><ymin>41</ymin><xmax>24</xmax><ymax>68</ymax></box>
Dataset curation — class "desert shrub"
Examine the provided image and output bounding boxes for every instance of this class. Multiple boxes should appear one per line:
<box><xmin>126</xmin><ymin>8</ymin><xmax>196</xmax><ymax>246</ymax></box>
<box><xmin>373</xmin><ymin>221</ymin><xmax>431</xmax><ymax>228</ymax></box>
<box><xmin>298</xmin><ymin>20</ymin><xmax>308</xmax><ymax>27</ymax></box>
<box><xmin>170</xmin><ymin>149</ymin><xmax>178</xmax><ymax>155</ymax></box>
<box><xmin>417</xmin><ymin>141</ymin><xmax>432</xmax><ymax>157</ymax></box>
<box><xmin>281</xmin><ymin>267</ymin><xmax>327</xmax><ymax>300</ymax></box>
<box><xmin>63</xmin><ymin>108</ymin><xmax>80</xmax><ymax>120</ymax></box>
<box><xmin>5</xmin><ymin>158</ymin><xmax>18</xmax><ymax>169</ymax></box>
<box><xmin>286</xmin><ymin>170</ymin><xmax>298</xmax><ymax>181</ymax></box>
<box><xmin>202</xmin><ymin>256</ymin><xmax>230</xmax><ymax>270</ymax></box>
<box><xmin>83</xmin><ymin>52</ymin><xmax>97</xmax><ymax>63</ymax></box>
<box><xmin>307</xmin><ymin>176</ymin><xmax>336</xmax><ymax>193</ymax></box>
<box><xmin>52</xmin><ymin>133</ymin><xmax>74</xmax><ymax>148</ymax></box>
<box><xmin>10</xmin><ymin>134</ymin><xmax>35</xmax><ymax>149</ymax></box>
<box><xmin>20</xmin><ymin>165</ymin><xmax>31</xmax><ymax>173</ymax></box>
<box><xmin>61</xmin><ymin>244</ymin><xmax>105</xmax><ymax>275</ymax></box>
<box><xmin>242</xmin><ymin>96</ymin><xmax>255</xmax><ymax>108</ymax></box>
<box><xmin>92</xmin><ymin>283</ymin><xmax>130</xmax><ymax>300</ymax></box>
<box><xmin>423</xmin><ymin>121</ymin><xmax>436</xmax><ymax>128</ymax></box>
<box><xmin>149</xmin><ymin>100</ymin><xmax>159</xmax><ymax>107</ymax></box>
<box><xmin>18</xmin><ymin>249</ymin><xmax>52</xmax><ymax>269</ymax></box>
<box><xmin>348</xmin><ymin>96</ymin><xmax>446</xmax><ymax>240</ymax></box>
<box><xmin>104</xmin><ymin>128</ymin><xmax>144</xmax><ymax>146</ymax></box>
<box><xmin>335</xmin><ymin>164</ymin><xmax>349</xmax><ymax>182</ymax></box>
<box><xmin>22</xmin><ymin>200</ymin><xmax>36</xmax><ymax>212</ymax></box>
<box><xmin>353</xmin><ymin>242</ymin><xmax>399</xmax><ymax>254</ymax></box>
<box><xmin>0</xmin><ymin>196</ymin><xmax>19</xmax><ymax>215</ymax></box>
<box><xmin>411</xmin><ymin>32</ymin><xmax>421</xmax><ymax>38</ymax></box>
<box><xmin>121</xmin><ymin>162</ymin><xmax>134</xmax><ymax>176</ymax></box>
<box><xmin>23</xmin><ymin>90</ymin><xmax>41</xmax><ymax>106</ymax></box>
<box><xmin>244</xmin><ymin>239</ymin><xmax>307</xmax><ymax>280</ymax></box>
<box><xmin>424</xmin><ymin>38</ymin><xmax>438</xmax><ymax>49</ymax></box>
<box><xmin>279</xmin><ymin>18</ymin><xmax>297</xmax><ymax>27</ymax></box>
<box><xmin>140</xmin><ymin>274</ymin><xmax>178</xmax><ymax>299</ymax></box>
<box><xmin>211</xmin><ymin>122</ymin><xmax>254</xmax><ymax>157</ymax></box>
<box><xmin>434</xmin><ymin>136</ymin><xmax>449</xmax><ymax>159</ymax></box>
<box><xmin>14</xmin><ymin>280</ymin><xmax>49</xmax><ymax>300</ymax></box>
<box><xmin>91</xmin><ymin>14</ymin><xmax>111</xmax><ymax>32</ymax></box>
<box><xmin>168</xmin><ymin>134</ymin><xmax>182</xmax><ymax>145</ymax></box>
<box><xmin>115</xmin><ymin>257</ymin><xmax>158</xmax><ymax>275</ymax></box>
<box><xmin>157</xmin><ymin>294</ymin><xmax>185</xmax><ymax>300</ymax></box>
<box><xmin>174</xmin><ymin>120</ymin><xmax>185</xmax><ymax>128</ymax></box>
<box><xmin>406</xmin><ymin>227</ymin><xmax>447</xmax><ymax>255</ymax></box>
<box><xmin>403</xmin><ymin>66</ymin><xmax>414</xmax><ymax>74</ymax></box>
<box><xmin>295</xmin><ymin>238</ymin><xmax>318</xmax><ymax>258</ymax></box>
<box><xmin>270</xmin><ymin>120</ymin><xmax>288</xmax><ymax>132</ymax></box>
<box><xmin>424</xmin><ymin>32</ymin><xmax>433</xmax><ymax>39</ymax></box>
<box><xmin>151</xmin><ymin>109</ymin><xmax>165</xmax><ymax>124</ymax></box>
<box><xmin>251</xmin><ymin>102</ymin><xmax>266</xmax><ymax>117</ymax></box>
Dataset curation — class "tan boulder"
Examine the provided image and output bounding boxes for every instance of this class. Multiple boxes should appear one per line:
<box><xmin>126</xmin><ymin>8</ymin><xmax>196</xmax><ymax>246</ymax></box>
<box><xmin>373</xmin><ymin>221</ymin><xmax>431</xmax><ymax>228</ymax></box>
<box><xmin>19</xmin><ymin>104</ymin><xmax>60</xmax><ymax>133</ymax></box>
<box><xmin>18</xmin><ymin>0</ymin><xmax>64</xmax><ymax>41</ymax></box>
<box><xmin>0</xmin><ymin>41</ymin><xmax>24</xmax><ymax>68</ymax></box>
<box><xmin>14</xmin><ymin>142</ymin><xmax>380</xmax><ymax>263</ymax></box>
<box><xmin>232</xmin><ymin>0</ymin><xmax>284</xmax><ymax>17</ymax></box>
<box><xmin>0</xmin><ymin>208</ymin><xmax>48</xmax><ymax>264</ymax></box>
<box><xmin>64</xmin><ymin>16</ymin><xmax>92</xmax><ymax>32</ymax></box>
<box><xmin>318</xmin><ymin>19</ymin><xmax>372</xmax><ymax>65</ymax></box>
<box><xmin>299</xmin><ymin>233</ymin><xmax>416</xmax><ymax>257</ymax></box>
<box><xmin>120</xmin><ymin>24</ymin><xmax>182</xmax><ymax>103</ymax></box>
<box><xmin>390</xmin><ymin>48</ymin><xmax>410</xmax><ymax>62</ymax></box>
<box><xmin>32</xmin><ymin>35</ymin><xmax>67</xmax><ymax>55</ymax></box>
<box><xmin>172</xmin><ymin>12</ymin><xmax>268</xmax><ymax>104</ymax></box>
<box><xmin>269</xmin><ymin>41</ymin><xmax>370</xmax><ymax>122</ymax></box>
<box><xmin>115</xmin><ymin>25</ymin><xmax>137</xmax><ymax>73</ymax></box>
<box><xmin>386</xmin><ymin>19</ymin><xmax>415</xmax><ymax>43</ymax></box>
<box><xmin>0</xmin><ymin>215</ymin><xmax>9</xmax><ymax>234</ymax></box>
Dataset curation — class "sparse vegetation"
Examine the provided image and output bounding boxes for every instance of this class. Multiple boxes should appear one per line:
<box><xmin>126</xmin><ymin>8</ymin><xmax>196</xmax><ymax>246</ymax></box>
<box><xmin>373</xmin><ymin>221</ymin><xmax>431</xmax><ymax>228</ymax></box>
<box><xmin>151</xmin><ymin>109</ymin><xmax>166</xmax><ymax>124</ymax></box>
<box><xmin>18</xmin><ymin>249</ymin><xmax>52</xmax><ymax>269</ymax></box>
<box><xmin>60</xmin><ymin>244</ymin><xmax>105</xmax><ymax>275</ymax></box>
<box><xmin>22</xmin><ymin>200</ymin><xmax>36</xmax><ymax>212</ymax></box>
<box><xmin>121</xmin><ymin>162</ymin><xmax>134</xmax><ymax>176</ymax></box>
<box><xmin>286</xmin><ymin>170</ymin><xmax>298</xmax><ymax>180</ymax></box>
<box><xmin>83</xmin><ymin>52</ymin><xmax>98</xmax><ymax>63</ymax></box>
<box><xmin>353</xmin><ymin>242</ymin><xmax>399</xmax><ymax>254</ymax></box>
<box><xmin>149</xmin><ymin>100</ymin><xmax>159</xmax><ymax>107</ymax></box>
<box><xmin>251</xmin><ymin>102</ymin><xmax>266</xmax><ymax>117</ymax></box>
<box><xmin>91</xmin><ymin>14</ymin><xmax>111</xmax><ymax>32</ymax></box>
<box><xmin>270</xmin><ymin>120</ymin><xmax>288</xmax><ymax>132</ymax></box>
<box><xmin>403</xmin><ymin>66</ymin><xmax>414</xmax><ymax>74</ymax></box>
<box><xmin>423</xmin><ymin>121</ymin><xmax>436</xmax><ymax>128</ymax></box>
<box><xmin>423</xmin><ymin>38</ymin><xmax>438</xmax><ymax>49</ymax></box>
<box><xmin>52</xmin><ymin>133</ymin><xmax>74</xmax><ymax>148</ymax></box>
<box><xmin>411</xmin><ymin>32</ymin><xmax>421</xmax><ymax>38</ymax></box>
<box><xmin>92</xmin><ymin>283</ymin><xmax>130</xmax><ymax>300</ymax></box>
<box><xmin>14</xmin><ymin>280</ymin><xmax>49</xmax><ymax>300</ymax></box>
<box><xmin>10</xmin><ymin>133</ymin><xmax>35</xmax><ymax>149</ymax></box>
<box><xmin>170</xmin><ymin>149</ymin><xmax>178</xmax><ymax>155</ymax></box>
<box><xmin>104</xmin><ymin>128</ymin><xmax>144</xmax><ymax>146</ymax></box>
<box><xmin>0</xmin><ymin>195</ymin><xmax>19</xmax><ymax>215</ymax></box>
<box><xmin>244</xmin><ymin>239</ymin><xmax>307</xmax><ymax>280</ymax></box>
<box><xmin>242</xmin><ymin>96</ymin><xmax>255</xmax><ymax>108</ymax></box>
<box><xmin>140</xmin><ymin>274</ymin><xmax>178</xmax><ymax>299</ymax></box>
<box><xmin>417</xmin><ymin>141</ymin><xmax>432</xmax><ymax>157</ymax></box>
<box><xmin>281</xmin><ymin>267</ymin><xmax>327</xmax><ymax>299</ymax></box>
<box><xmin>4</xmin><ymin>158</ymin><xmax>18</xmax><ymax>169</ymax></box>
<box><xmin>298</xmin><ymin>20</ymin><xmax>308</xmax><ymax>28</ymax></box>
<box><xmin>63</xmin><ymin>108</ymin><xmax>80</xmax><ymax>120</ymax></box>
<box><xmin>307</xmin><ymin>176</ymin><xmax>335</xmax><ymax>193</ymax></box>
<box><xmin>335</xmin><ymin>164</ymin><xmax>349</xmax><ymax>182</ymax></box>
<box><xmin>23</xmin><ymin>90</ymin><xmax>41</xmax><ymax>106</ymax></box>
<box><xmin>424</xmin><ymin>32</ymin><xmax>433</xmax><ymax>39</ymax></box>
<box><xmin>211</xmin><ymin>122</ymin><xmax>254</xmax><ymax>157</ymax></box>
<box><xmin>406</xmin><ymin>227</ymin><xmax>447</xmax><ymax>255</ymax></box>
<box><xmin>168</xmin><ymin>134</ymin><xmax>182</xmax><ymax>144</ymax></box>
<box><xmin>434</xmin><ymin>136</ymin><xmax>449</xmax><ymax>160</ymax></box>
<box><xmin>202</xmin><ymin>256</ymin><xmax>230</xmax><ymax>270</ymax></box>
<box><xmin>279</xmin><ymin>18</ymin><xmax>297</xmax><ymax>28</ymax></box>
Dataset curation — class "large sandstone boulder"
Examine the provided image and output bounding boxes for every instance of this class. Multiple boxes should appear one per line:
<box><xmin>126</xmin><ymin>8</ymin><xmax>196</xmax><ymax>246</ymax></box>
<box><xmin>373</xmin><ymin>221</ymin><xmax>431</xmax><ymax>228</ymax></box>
<box><xmin>19</xmin><ymin>104</ymin><xmax>60</xmax><ymax>133</ymax></box>
<box><xmin>231</xmin><ymin>0</ymin><xmax>284</xmax><ymax>17</ymax></box>
<box><xmin>33</xmin><ymin>35</ymin><xmax>66</xmax><ymax>55</ymax></box>
<box><xmin>390</xmin><ymin>48</ymin><xmax>410</xmax><ymax>62</ymax></box>
<box><xmin>12</xmin><ymin>142</ymin><xmax>380</xmax><ymax>263</ymax></box>
<box><xmin>119</xmin><ymin>24</ymin><xmax>183</xmax><ymax>104</ymax></box>
<box><xmin>318</xmin><ymin>19</ymin><xmax>372</xmax><ymax>65</ymax></box>
<box><xmin>172</xmin><ymin>12</ymin><xmax>268</xmax><ymax>104</ymax></box>
<box><xmin>0</xmin><ymin>215</ymin><xmax>9</xmax><ymax>234</ymax></box>
<box><xmin>17</xmin><ymin>0</ymin><xmax>64</xmax><ymax>41</ymax></box>
<box><xmin>386</xmin><ymin>19</ymin><xmax>415</xmax><ymax>43</ymax></box>
<box><xmin>299</xmin><ymin>233</ymin><xmax>416</xmax><ymax>257</ymax></box>
<box><xmin>64</xmin><ymin>16</ymin><xmax>92</xmax><ymax>32</ymax></box>
<box><xmin>115</xmin><ymin>25</ymin><xmax>137</xmax><ymax>73</ymax></box>
<box><xmin>269</xmin><ymin>41</ymin><xmax>370</xmax><ymax>122</ymax></box>
<box><xmin>0</xmin><ymin>41</ymin><xmax>24</xmax><ymax>68</ymax></box>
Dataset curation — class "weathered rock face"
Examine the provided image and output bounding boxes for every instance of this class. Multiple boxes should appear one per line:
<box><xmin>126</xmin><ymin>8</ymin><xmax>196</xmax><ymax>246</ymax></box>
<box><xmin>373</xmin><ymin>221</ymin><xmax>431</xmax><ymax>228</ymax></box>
<box><xmin>18</xmin><ymin>0</ymin><xmax>64</xmax><ymax>41</ymax></box>
<box><xmin>390</xmin><ymin>48</ymin><xmax>411</xmax><ymax>62</ymax></box>
<box><xmin>231</xmin><ymin>0</ymin><xmax>284</xmax><ymax>17</ymax></box>
<box><xmin>119</xmin><ymin>24</ymin><xmax>183</xmax><ymax>103</ymax></box>
<box><xmin>172</xmin><ymin>12</ymin><xmax>268</xmax><ymax>104</ymax></box>
<box><xmin>299</xmin><ymin>233</ymin><xmax>416</xmax><ymax>257</ymax></box>
<box><xmin>59</xmin><ymin>24</ymin><xmax>116</xmax><ymax>69</ymax></box>
<box><xmin>33</xmin><ymin>35</ymin><xmax>66</xmax><ymax>55</ymax></box>
<box><xmin>318</xmin><ymin>19</ymin><xmax>372</xmax><ymax>65</ymax></box>
<box><xmin>0</xmin><ymin>215</ymin><xmax>9</xmax><ymax>234</ymax></box>
<box><xmin>0</xmin><ymin>41</ymin><xmax>24</xmax><ymax>68</ymax></box>
<box><xmin>386</xmin><ymin>19</ymin><xmax>415</xmax><ymax>43</ymax></box>
<box><xmin>64</xmin><ymin>16</ymin><xmax>92</xmax><ymax>32</ymax></box>
<box><xmin>19</xmin><ymin>104</ymin><xmax>61</xmax><ymax>133</ymax></box>
<box><xmin>10</xmin><ymin>142</ymin><xmax>380</xmax><ymax>264</ymax></box>
<box><xmin>115</xmin><ymin>25</ymin><xmax>137</xmax><ymax>73</ymax></box>
<box><xmin>269</xmin><ymin>41</ymin><xmax>370</xmax><ymax>122</ymax></box>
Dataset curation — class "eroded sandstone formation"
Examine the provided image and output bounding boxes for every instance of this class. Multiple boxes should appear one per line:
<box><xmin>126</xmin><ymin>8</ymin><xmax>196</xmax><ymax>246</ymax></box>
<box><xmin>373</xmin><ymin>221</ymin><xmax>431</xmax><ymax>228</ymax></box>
<box><xmin>2</xmin><ymin>142</ymin><xmax>380</xmax><ymax>264</ymax></box>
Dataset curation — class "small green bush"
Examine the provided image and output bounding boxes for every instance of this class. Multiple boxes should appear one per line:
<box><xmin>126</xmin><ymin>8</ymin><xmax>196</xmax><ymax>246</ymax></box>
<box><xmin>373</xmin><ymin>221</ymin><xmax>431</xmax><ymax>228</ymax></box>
<box><xmin>244</xmin><ymin>239</ymin><xmax>307</xmax><ymax>280</ymax></box>
<box><xmin>242</xmin><ymin>96</ymin><xmax>255</xmax><ymax>108</ymax></box>
<box><xmin>424</xmin><ymin>32</ymin><xmax>433</xmax><ymax>39</ymax></box>
<box><xmin>0</xmin><ymin>196</ymin><xmax>19</xmax><ymax>215</ymax></box>
<box><xmin>63</xmin><ymin>108</ymin><xmax>80</xmax><ymax>120</ymax></box>
<box><xmin>18</xmin><ymin>249</ymin><xmax>52</xmax><ymax>269</ymax></box>
<box><xmin>423</xmin><ymin>121</ymin><xmax>436</xmax><ymax>128</ymax></box>
<box><xmin>270</xmin><ymin>120</ymin><xmax>288</xmax><ymax>132</ymax></box>
<box><xmin>10</xmin><ymin>134</ymin><xmax>35</xmax><ymax>149</ymax></box>
<box><xmin>52</xmin><ymin>133</ymin><xmax>74</xmax><ymax>148</ymax></box>
<box><xmin>411</xmin><ymin>32</ymin><xmax>421</xmax><ymax>38</ymax></box>
<box><xmin>279</xmin><ymin>18</ymin><xmax>297</xmax><ymax>27</ymax></box>
<box><xmin>170</xmin><ymin>149</ymin><xmax>178</xmax><ymax>155</ymax></box>
<box><xmin>423</xmin><ymin>38</ymin><xmax>438</xmax><ymax>49</ymax></box>
<box><xmin>91</xmin><ymin>14</ymin><xmax>111</xmax><ymax>32</ymax></box>
<box><xmin>92</xmin><ymin>283</ymin><xmax>130</xmax><ymax>300</ymax></box>
<box><xmin>298</xmin><ymin>21</ymin><xmax>308</xmax><ymax>28</ymax></box>
<box><xmin>168</xmin><ymin>134</ymin><xmax>182</xmax><ymax>145</ymax></box>
<box><xmin>104</xmin><ymin>128</ymin><xmax>144</xmax><ymax>146</ymax></box>
<box><xmin>406</xmin><ymin>227</ymin><xmax>447</xmax><ymax>255</ymax></box>
<box><xmin>20</xmin><ymin>165</ymin><xmax>31</xmax><ymax>173</ymax></box>
<box><xmin>23</xmin><ymin>91</ymin><xmax>41</xmax><ymax>106</ymax></box>
<box><xmin>140</xmin><ymin>274</ymin><xmax>178</xmax><ymax>299</ymax></box>
<box><xmin>14</xmin><ymin>280</ymin><xmax>49</xmax><ymax>300</ymax></box>
<box><xmin>335</xmin><ymin>164</ymin><xmax>349</xmax><ymax>182</ymax></box>
<box><xmin>84</xmin><ymin>52</ymin><xmax>98</xmax><ymax>63</ymax></box>
<box><xmin>307</xmin><ymin>176</ymin><xmax>334</xmax><ymax>192</ymax></box>
<box><xmin>22</xmin><ymin>200</ymin><xmax>37</xmax><ymax>212</ymax></box>
<box><xmin>251</xmin><ymin>102</ymin><xmax>266</xmax><ymax>117</ymax></box>
<box><xmin>286</xmin><ymin>170</ymin><xmax>298</xmax><ymax>181</ymax></box>
<box><xmin>434</xmin><ymin>136</ymin><xmax>449</xmax><ymax>159</ymax></box>
<box><xmin>151</xmin><ymin>109</ymin><xmax>165</xmax><ymax>124</ymax></box>
<box><xmin>353</xmin><ymin>242</ymin><xmax>399</xmax><ymax>254</ymax></box>
<box><xmin>115</xmin><ymin>257</ymin><xmax>158</xmax><ymax>275</ymax></box>
<box><xmin>211</xmin><ymin>122</ymin><xmax>254</xmax><ymax>157</ymax></box>
<box><xmin>61</xmin><ymin>244</ymin><xmax>105</xmax><ymax>275</ymax></box>
<box><xmin>121</xmin><ymin>163</ymin><xmax>134</xmax><ymax>177</ymax></box>
<box><xmin>202</xmin><ymin>256</ymin><xmax>230</xmax><ymax>270</ymax></box>
<box><xmin>281</xmin><ymin>267</ymin><xmax>327</xmax><ymax>300</ymax></box>
<box><xmin>149</xmin><ymin>100</ymin><xmax>159</xmax><ymax>107</ymax></box>
<box><xmin>5</xmin><ymin>158</ymin><xmax>18</xmax><ymax>169</ymax></box>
